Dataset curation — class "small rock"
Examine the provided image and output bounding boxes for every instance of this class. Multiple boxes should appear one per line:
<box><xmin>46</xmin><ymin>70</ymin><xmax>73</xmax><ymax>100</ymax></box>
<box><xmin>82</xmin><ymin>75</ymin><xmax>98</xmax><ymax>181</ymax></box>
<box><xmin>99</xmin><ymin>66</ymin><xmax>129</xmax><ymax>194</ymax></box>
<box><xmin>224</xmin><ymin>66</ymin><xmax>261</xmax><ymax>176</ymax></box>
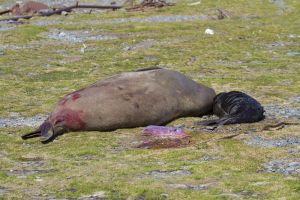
<box><xmin>205</xmin><ymin>28</ymin><xmax>214</xmax><ymax>35</ymax></box>
<box><xmin>61</xmin><ymin>11</ymin><xmax>69</xmax><ymax>16</ymax></box>
<box><xmin>188</xmin><ymin>2</ymin><xmax>201</xmax><ymax>6</ymax></box>
<box><xmin>251</xmin><ymin>182</ymin><xmax>269</xmax><ymax>186</ymax></box>
<box><xmin>160</xmin><ymin>193</ymin><xmax>168</xmax><ymax>198</ymax></box>
<box><xmin>80</xmin><ymin>43</ymin><xmax>87</xmax><ymax>53</ymax></box>
<box><xmin>35</xmin><ymin>178</ymin><xmax>43</xmax><ymax>182</ymax></box>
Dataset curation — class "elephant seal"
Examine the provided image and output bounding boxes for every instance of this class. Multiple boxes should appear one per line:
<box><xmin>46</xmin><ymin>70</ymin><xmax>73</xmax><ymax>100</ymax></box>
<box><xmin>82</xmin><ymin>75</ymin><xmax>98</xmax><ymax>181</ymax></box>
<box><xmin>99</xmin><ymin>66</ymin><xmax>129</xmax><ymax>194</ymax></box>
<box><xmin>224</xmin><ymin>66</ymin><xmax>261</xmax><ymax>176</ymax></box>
<box><xmin>199</xmin><ymin>91</ymin><xmax>264</xmax><ymax>126</ymax></box>
<box><xmin>11</xmin><ymin>1</ymin><xmax>49</xmax><ymax>15</ymax></box>
<box><xmin>22</xmin><ymin>67</ymin><xmax>216</xmax><ymax>143</ymax></box>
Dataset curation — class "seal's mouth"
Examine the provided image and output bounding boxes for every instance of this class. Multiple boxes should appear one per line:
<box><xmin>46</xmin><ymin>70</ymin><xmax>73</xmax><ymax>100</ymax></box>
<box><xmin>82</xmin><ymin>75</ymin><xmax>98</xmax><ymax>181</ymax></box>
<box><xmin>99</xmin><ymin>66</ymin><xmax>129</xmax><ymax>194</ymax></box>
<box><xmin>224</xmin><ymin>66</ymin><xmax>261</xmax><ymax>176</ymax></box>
<box><xmin>21</xmin><ymin>121</ymin><xmax>56</xmax><ymax>144</ymax></box>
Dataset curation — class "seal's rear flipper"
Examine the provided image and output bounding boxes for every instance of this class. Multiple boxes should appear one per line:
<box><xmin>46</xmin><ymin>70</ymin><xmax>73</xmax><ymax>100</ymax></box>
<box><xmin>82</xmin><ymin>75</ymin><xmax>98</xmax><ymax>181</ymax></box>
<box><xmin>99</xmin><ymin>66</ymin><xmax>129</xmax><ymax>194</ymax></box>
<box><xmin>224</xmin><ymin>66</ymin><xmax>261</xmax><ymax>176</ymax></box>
<box><xmin>21</xmin><ymin>121</ymin><xmax>56</xmax><ymax>144</ymax></box>
<box><xmin>21</xmin><ymin>128</ymin><xmax>41</xmax><ymax>140</ymax></box>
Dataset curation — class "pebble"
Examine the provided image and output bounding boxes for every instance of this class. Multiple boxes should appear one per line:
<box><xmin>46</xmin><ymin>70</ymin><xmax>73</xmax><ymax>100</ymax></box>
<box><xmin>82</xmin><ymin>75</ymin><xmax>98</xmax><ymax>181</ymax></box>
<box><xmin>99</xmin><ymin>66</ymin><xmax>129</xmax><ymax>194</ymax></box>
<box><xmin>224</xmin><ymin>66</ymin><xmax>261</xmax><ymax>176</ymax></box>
<box><xmin>205</xmin><ymin>28</ymin><xmax>214</xmax><ymax>35</ymax></box>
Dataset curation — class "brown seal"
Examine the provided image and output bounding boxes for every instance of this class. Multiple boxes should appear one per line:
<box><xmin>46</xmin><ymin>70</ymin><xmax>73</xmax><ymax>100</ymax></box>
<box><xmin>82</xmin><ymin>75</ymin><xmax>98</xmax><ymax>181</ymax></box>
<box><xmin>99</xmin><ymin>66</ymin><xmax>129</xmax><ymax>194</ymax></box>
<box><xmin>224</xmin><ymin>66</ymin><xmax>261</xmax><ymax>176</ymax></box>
<box><xmin>11</xmin><ymin>1</ymin><xmax>49</xmax><ymax>15</ymax></box>
<box><xmin>22</xmin><ymin>67</ymin><xmax>216</xmax><ymax>143</ymax></box>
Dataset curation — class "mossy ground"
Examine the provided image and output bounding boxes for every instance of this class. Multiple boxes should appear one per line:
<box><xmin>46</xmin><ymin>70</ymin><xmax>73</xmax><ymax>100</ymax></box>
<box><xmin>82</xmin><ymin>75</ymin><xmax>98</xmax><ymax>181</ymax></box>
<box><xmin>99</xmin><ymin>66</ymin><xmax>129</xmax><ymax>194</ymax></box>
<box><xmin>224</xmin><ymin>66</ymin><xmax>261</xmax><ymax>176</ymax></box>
<box><xmin>0</xmin><ymin>0</ymin><xmax>300</xmax><ymax>199</ymax></box>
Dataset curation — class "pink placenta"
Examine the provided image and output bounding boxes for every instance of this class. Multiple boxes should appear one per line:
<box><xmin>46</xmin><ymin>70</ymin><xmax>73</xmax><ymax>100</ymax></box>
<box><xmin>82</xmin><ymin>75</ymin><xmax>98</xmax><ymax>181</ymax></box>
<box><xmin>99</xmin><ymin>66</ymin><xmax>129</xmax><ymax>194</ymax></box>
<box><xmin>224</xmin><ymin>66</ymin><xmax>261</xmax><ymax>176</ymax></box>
<box><xmin>135</xmin><ymin>125</ymin><xmax>190</xmax><ymax>149</ymax></box>
<box><xmin>143</xmin><ymin>125</ymin><xmax>188</xmax><ymax>138</ymax></box>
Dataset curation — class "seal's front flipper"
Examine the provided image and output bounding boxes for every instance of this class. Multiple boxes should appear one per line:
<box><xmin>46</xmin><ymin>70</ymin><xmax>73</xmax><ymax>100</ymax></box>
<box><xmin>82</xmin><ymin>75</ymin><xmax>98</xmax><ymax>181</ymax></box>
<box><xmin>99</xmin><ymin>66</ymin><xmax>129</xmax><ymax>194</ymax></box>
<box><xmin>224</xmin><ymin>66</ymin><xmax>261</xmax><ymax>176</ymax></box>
<box><xmin>215</xmin><ymin>116</ymin><xmax>240</xmax><ymax>125</ymax></box>
<box><xmin>198</xmin><ymin>115</ymin><xmax>239</xmax><ymax>126</ymax></box>
<box><xmin>21</xmin><ymin>128</ymin><xmax>41</xmax><ymax>140</ymax></box>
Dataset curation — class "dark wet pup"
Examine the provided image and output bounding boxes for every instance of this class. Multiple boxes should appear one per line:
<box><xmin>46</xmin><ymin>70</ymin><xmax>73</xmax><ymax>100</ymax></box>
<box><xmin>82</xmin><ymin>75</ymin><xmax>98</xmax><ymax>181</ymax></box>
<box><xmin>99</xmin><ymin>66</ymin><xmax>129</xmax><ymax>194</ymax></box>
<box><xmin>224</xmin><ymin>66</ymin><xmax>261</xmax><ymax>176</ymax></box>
<box><xmin>199</xmin><ymin>91</ymin><xmax>265</xmax><ymax>126</ymax></box>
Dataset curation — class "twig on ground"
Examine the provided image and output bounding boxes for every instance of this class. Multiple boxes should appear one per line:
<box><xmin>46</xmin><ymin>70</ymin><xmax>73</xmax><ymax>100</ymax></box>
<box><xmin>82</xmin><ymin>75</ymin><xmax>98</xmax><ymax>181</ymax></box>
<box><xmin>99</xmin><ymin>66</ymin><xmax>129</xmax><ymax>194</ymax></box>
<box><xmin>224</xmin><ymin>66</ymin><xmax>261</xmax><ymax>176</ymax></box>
<box><xmin>262</xmin><ymin>122</ymin><xmax>299</xmax><ymax>131</ymax></box>
<box><xmin>195</xmin><ymin>132</ymin><xmax>243</xmax><ymax>147</ymax></box>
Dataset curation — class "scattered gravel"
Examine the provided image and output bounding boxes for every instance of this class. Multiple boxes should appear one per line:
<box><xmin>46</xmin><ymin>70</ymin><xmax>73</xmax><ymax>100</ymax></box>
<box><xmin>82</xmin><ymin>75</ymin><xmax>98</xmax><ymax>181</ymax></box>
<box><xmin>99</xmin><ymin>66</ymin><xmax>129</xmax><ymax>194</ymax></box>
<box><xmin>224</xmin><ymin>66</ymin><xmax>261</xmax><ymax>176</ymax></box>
<box><xmin>290</xmin><ymin>96</ymin><xmax>300</xmax><ymax>104</ymax></box>
<box><xmin>0</xmin><ymin>186</ymin><xmax>7</xmax><ymax>195</ymax></box>
<box><xmin>287</xmin><ymin>52</ymin><xmax>300</xmax><ymax>56</ymax></box>
<box><xmin>143</xmin><ymin>56</ymin><xmax>158</xmax><ymax>61</ymax></box>
<box><xmin>122</xmin><ymin>39</ymin><xmax>158</xmax><ymax>51</ymax></box>
<box><xmin>0</xmin><ymin>114</ymin><xmax>46</xmax><ymax>128</ymax></box>
<box><xmin>99</xmin><ymin>15</ymin><xmax>209</xmax><ymax>24</ymax></box>
<box><xmin>43</xmin><ymin>29</ymin><xmax>118</xmax><ymax>43</ymax></box>
<box><xmin>264</xmin><ymin>159</ymin><xmax>300</xmax><ymax>175</ymax></box>
<box><xmin>266</xmin><ymin>41</ymin><xmax>291</xmax><ymax>48</ymax></box>
<box><xmin>32</xmin><ymin>19</ymin><xmax>62</xmax><ymax>26</ymax></box>
<box><xmin>145</xmin><ymin>170</ymin><xmax>192</xmax><ymax>178</ymax></box>
<box><xmin>5</xmin><ymin>169</ymin><xmax>55</xmax><ymax>177</ymax></box>
<box><xmin>269</xmin><ymin>0</ymin><xmax>291</xmax><ymax>10</ymax></box>
<box><xmin>78</xmin><ymin>191</ymin><xmax>106</xmax><ymax>200</ymax></box>
<box><xmin>264</xmin><ymin>104</ymin><xmax>300</xmax><ymax>119</ymax></box>
<box><xmin>269</xmin><ymin>0</ymin><xmax>291</xmax><ymax>15</ymax></box>
<box><xmin>245</xmin><ymin>136</ymin><xmax>300</xmax><ymax>148</ymax></box>
<box><xmin>0</xmin><ymin>21</ymin><xmax>17</xmax><ymax>32</ymax></box>
<box><xmin>189</xmin><ymin>155</ymin><xmax>221</xmax><ymax>164</ymax></box>
<box><xmin>166</xmin><ymin>183</ymin><xmax>209</xmax><ymax>191</ymax></box>
<box><xmin>33</xmin><ymin>15</ymin><xmax>209</xmax><ymax>27</ymax></box>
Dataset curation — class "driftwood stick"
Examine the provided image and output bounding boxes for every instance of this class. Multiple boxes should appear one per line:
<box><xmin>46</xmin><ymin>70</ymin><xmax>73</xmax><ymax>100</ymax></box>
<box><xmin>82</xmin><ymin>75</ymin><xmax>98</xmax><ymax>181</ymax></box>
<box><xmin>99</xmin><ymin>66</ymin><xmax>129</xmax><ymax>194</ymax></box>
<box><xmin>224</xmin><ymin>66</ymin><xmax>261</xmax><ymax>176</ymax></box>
<box><xmin>262</xmin><ymin>122</ymin><xmax>299</xmax><ymax>131</ymax></box>
<box><xmin>0</xmin><ymin>3</ymin><xmax>122</xmax><ymax>21</ymax></box>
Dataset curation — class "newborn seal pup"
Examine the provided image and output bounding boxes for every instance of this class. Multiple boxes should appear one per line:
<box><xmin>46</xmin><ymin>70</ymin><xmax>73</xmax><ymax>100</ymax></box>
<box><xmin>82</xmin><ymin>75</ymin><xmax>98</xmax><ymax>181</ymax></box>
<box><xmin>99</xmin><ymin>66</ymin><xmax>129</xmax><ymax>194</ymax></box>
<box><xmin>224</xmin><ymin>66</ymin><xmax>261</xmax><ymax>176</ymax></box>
<box><xmin>199</xmin><ymin>91</ymin><xmax>264</xmax><ymax>126</ymax></box>
<box><xmin>22</xmin><ymin>67</ymin><xmax>216</xmax><ymax>143</ymax></box>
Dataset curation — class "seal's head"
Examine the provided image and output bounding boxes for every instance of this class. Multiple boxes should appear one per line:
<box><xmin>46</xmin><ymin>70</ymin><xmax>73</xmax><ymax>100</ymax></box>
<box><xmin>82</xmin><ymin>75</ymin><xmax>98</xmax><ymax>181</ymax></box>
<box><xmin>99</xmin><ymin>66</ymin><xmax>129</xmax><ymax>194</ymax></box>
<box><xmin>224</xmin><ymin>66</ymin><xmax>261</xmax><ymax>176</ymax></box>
<box><xmin>21</xmin><ymin>119</ymin><xmax>67</xmax><ymax>143</ymax></box>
